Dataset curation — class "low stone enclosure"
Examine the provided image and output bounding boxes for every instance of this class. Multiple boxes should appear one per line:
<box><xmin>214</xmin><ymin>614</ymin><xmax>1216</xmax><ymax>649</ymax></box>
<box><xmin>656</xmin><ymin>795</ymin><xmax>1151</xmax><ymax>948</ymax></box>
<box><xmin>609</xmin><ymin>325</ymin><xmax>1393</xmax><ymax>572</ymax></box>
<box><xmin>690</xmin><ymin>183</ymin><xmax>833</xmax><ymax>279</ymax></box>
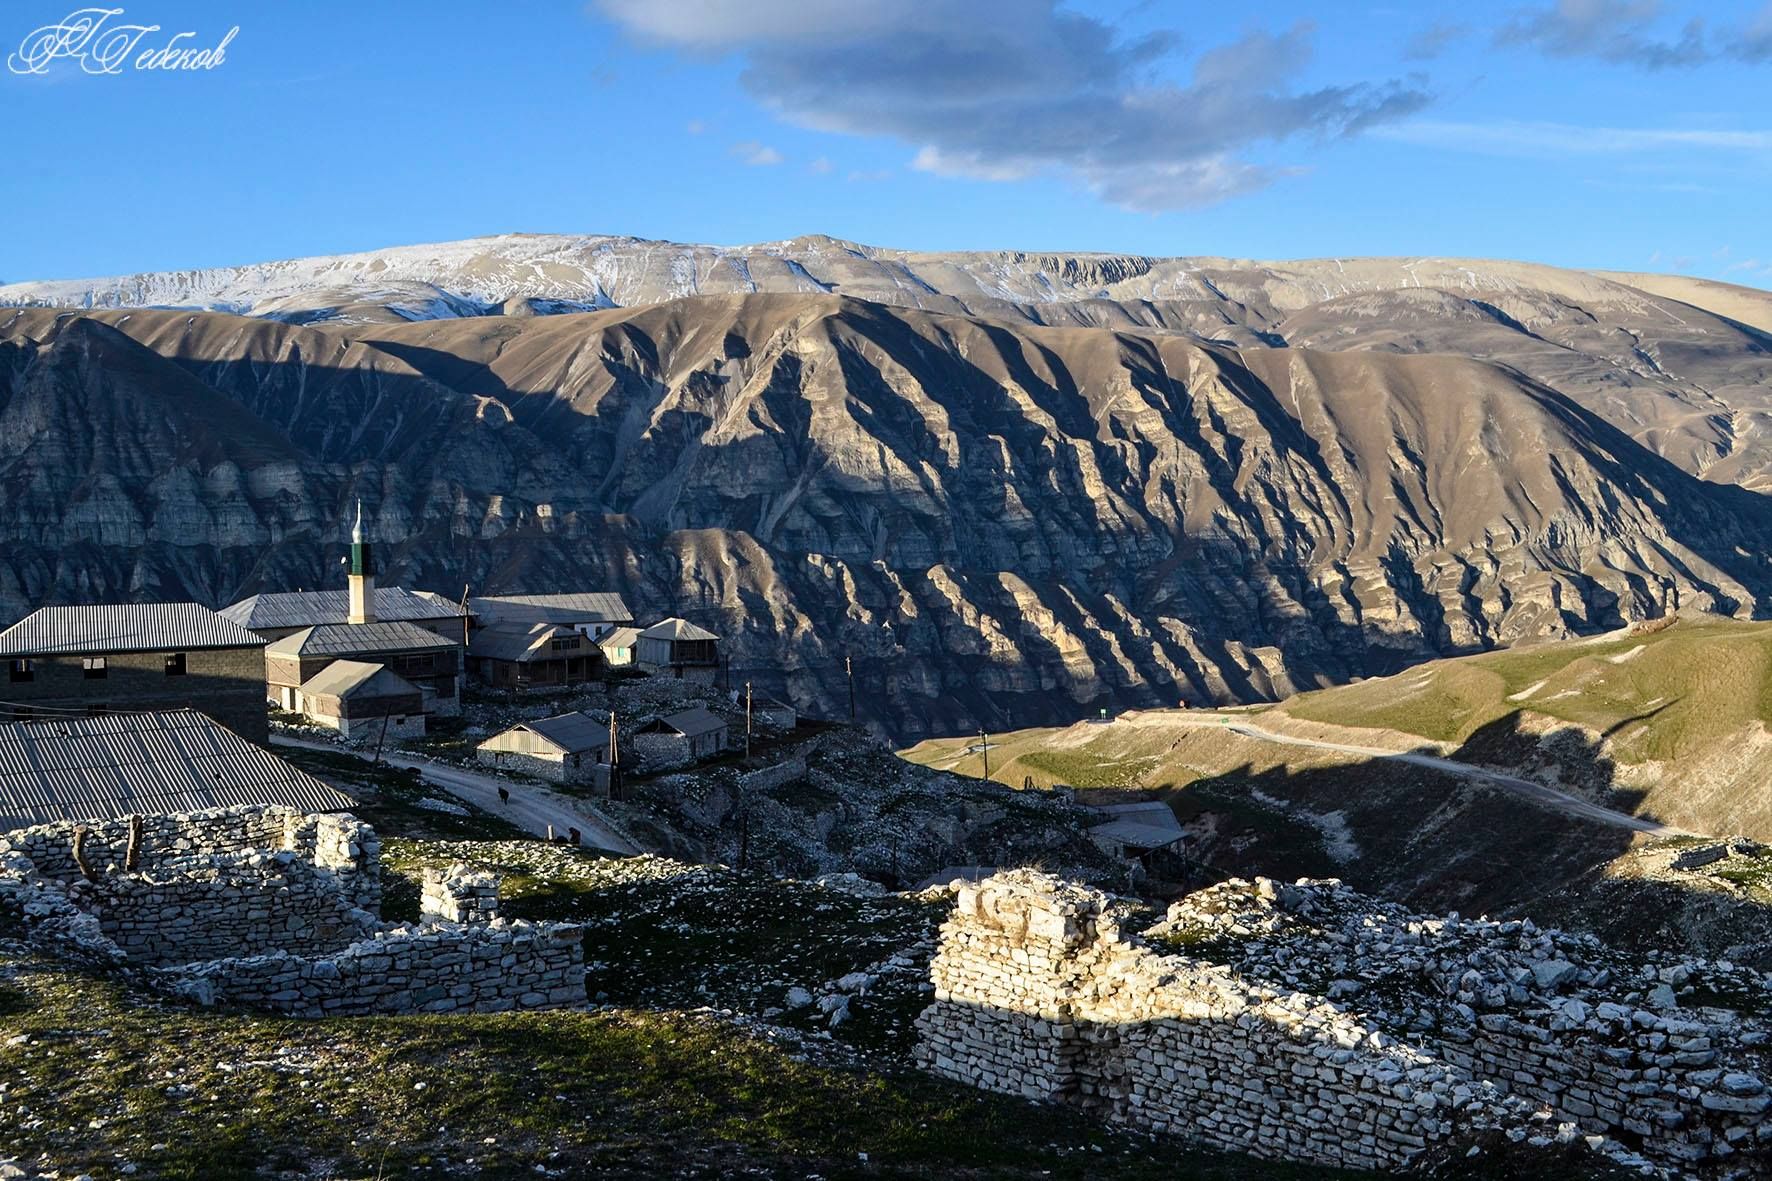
<box><xmin>915</xmin><ymin>871</ymin><xmax>1772</xmax><ymax>1178</ymax></box>
<box><xmin>0</xmin><ymin>806</ymin><xmax>584</xmax><ymax>1015</ymax></box>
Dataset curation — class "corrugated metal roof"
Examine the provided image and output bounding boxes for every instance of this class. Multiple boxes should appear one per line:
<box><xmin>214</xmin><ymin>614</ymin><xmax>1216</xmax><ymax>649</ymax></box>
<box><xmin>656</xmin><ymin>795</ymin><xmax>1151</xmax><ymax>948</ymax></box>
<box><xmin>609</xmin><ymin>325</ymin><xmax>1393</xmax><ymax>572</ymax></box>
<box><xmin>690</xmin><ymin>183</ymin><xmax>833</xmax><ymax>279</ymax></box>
<box><xmin>0</xmin><ymin>603</ymin><xmax>268</xmax><ymax>657</ymax></box>
<box><xmin>219</xmin><ymin>587</ymin><xmax>463</xmax><ymax>631</ymax></box>
<box><xmin>638</xmin><ymin>706</ymin><xmax>728</xmax><ymax>739</ymax></box>
<box><xmin>509</xmin><ymin>711</ymin><xmax>609</xmax><ymax>755</ymax></box>
<box><xmin>598</xmin><ymin>626</ymin><xmax>641</xmax><ymax>650</ymax></box>
<box><xmin>0</xmin><ymin>709</ymin><xmax>357</xmax><ymax>830</ymax></box>
<box><xmin>266</xmin><ymin>621</ymin><xmax>461</xmax><ymax>658</ymax></box>
<box><xmin>298</xmin><ymin>660</ymin><xmax>419</xmax><ymax>700</ymax></box>
<box><xmin>1087</xmin><ymin>819</ymin><xmax>1185</xmax><ymax>851</ymax></box>
<box><xmin>471</xmin><ymin>592</ymin><xmax>633</xmax><ymax>627</ymax></box>
<box><xmin>639</xmin><ymin>617</ymin><xmax>719</xmax><ymax>642</ymax></box>
<box><xmin>468</xmin><ymin>623</ymin><xmax>585</xmax><ymax>664</ymax></box>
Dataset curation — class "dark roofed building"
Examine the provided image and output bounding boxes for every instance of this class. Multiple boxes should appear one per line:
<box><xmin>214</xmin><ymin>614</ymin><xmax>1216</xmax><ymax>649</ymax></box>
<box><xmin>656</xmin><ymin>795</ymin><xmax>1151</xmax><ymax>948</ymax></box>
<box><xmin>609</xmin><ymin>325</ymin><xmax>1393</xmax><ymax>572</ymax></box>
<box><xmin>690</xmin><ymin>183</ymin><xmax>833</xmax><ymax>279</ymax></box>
<box><xmin>469</xmin><ymin>622</ymin><xmax>601</xmax><ymax>690</ymax></box>
<box><xmin>0</xmin><ymin>603</ymin><xmax>270</xmax><ymax>742</ymax></box>
<box><xmin>636</xmin><ymin>618</ymin><xmax>719</xmax><ymax>682</ymax></box>
<box><xmin>476</xmin><ymin>711</ymin><xmax>611</xmax><ymax>790</ymax></box>
<box><xmin>220</xmin><ymin>587</ymin><xmax>466</xmax><ymax>642</ymax></box>
<box><xmin>266</xmin><ymin>621</ymin><xmax>463</xmax><ymax>718</ymax></box>
<box><xmin>598</xmin><ymin>626</ymin><xmax>641</xmax><ymax>668</ymax></box>
<box><xmin>0</xmin><ymin>708</ymin><xmax>355</xmax><ymax>830</ymax></box>
<box><xmin>631</xmin><ymin>706</ymin><xmax>729</xmax><ymax>768</ymax></box>
<box><xmin>469</xmin><ymin>593</ymin><xmax>633</xmax><ymax>639</ymax></box>
<box><xmin>294</xmin><ymin>661</ymin><xmax>426</xmax><ymax>740</ymax></box>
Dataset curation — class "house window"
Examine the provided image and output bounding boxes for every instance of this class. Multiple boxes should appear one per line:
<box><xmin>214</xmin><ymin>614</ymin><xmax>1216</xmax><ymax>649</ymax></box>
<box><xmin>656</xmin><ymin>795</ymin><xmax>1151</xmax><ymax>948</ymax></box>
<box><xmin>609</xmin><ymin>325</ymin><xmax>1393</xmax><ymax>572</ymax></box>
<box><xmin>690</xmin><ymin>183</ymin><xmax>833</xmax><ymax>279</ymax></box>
<box><xmin>83</xmin><ymin>657</ymin><xmax>107</xmax><ymax>680</ymax></box>
<box><xmin>8</xmin><ymin>659</ymin><xmax>32</xmax><ymax>683</ymax></box>
<box><xmin>550</xmin><ymin>637</ymin><xmax>580</xmax><ymax>652</ymax></box>
<box><xmin>164</xmin><ymin>652</ymin><xmax>187</xmax><ymax>676</ymax></box>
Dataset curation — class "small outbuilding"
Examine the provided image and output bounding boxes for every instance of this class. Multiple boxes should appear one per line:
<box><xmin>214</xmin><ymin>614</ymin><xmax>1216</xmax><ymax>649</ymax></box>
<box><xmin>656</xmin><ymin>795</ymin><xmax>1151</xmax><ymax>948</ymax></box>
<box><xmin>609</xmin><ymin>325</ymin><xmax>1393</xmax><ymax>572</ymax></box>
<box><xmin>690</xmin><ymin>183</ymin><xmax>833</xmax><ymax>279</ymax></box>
<box><xmin>631</xmin><ymin>706</ymin><xmax>729</xmax><ymax>769</ymax></box>
<box><xmin>476</xmin><ymin>711</ymin><xmax>611</xmax><ymax>791</ymax></box>
<box><xmin>598</xmin><ymin>626</ymin><xmax>641</xmax><ymax>669</ymax></box>
<box><xmin>294</xmin><ymin>660</ymin><xmax>426</xmax><ymax>740</ymax></box>
<box><xmin>751</xmin><ymin>694</ymin><xmax>797</xmax><ymax>730</ymax></box>
<box><xmin>635</xmin><ymin>618</ymin><xmax>719</xmax><ymax>682</ymax></box>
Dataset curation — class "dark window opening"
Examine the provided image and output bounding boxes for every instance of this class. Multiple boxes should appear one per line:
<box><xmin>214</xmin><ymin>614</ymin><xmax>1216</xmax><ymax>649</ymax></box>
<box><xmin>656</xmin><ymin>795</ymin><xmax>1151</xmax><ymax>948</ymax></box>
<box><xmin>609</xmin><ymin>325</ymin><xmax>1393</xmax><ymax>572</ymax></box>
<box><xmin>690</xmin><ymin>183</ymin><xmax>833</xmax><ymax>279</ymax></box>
<box><xmin>8</xmin><ymin>659</ymin><xmax>32</xmax><ymax>683</ymax></box>
<box><xmin>83</xmin><ymin>657</ymin><xmax>107</xmax><ymax>680</ymax></box>
<box><xmin>164</xmin><ymin>652</ymin><xmax>187</xmax><ymax>676</ymax></box>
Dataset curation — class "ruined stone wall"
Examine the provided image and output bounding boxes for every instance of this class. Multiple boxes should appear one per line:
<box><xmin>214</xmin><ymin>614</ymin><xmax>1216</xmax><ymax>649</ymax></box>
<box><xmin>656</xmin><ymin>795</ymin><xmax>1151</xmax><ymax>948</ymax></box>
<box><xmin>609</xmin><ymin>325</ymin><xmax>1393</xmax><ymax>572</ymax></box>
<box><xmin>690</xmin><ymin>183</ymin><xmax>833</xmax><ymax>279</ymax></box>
<box><xmin>915</xmin><ymin>871</ymin><xmax>1771</xmax><ymax>1177</ymax></box>
<box><xmin>165</xmin><ymin>920</ymin><xmax>585</xmax><ymax>1016</ymax></box>
<box><xmin>421</xmin><ymin>863</ymin><xmax>502</xmax><ymax>924</ymax></box>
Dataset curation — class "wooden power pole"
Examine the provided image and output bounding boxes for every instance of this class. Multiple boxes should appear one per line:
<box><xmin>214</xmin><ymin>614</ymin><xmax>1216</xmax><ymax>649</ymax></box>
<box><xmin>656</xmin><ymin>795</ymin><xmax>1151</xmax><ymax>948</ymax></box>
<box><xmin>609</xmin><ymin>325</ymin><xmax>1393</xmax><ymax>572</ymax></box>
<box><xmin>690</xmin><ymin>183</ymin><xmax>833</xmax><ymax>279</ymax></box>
<box><xmin>979</xmin><ymin>728</ymin><xmax>990</xmax><ymax>778</ymax></box>
<box><xmin>846</xmin><ymin>653</ymin><xmax>855</xmax><ymax>721</ymax></box>
<box><xmin>744</xmin><ymin>680</ymin><xmax>753</xmax><ymax>759</ymax></box>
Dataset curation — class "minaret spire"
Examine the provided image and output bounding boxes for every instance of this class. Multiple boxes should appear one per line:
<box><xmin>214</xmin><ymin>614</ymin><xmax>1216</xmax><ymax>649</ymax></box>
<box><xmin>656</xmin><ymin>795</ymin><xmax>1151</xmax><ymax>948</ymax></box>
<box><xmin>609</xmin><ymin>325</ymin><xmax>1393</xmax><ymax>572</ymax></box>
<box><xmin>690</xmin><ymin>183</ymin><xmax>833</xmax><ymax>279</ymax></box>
<box><xmin>347</xmin><ymin>499</ymin><xmax>376</xmax><ymax>624</ymax></box>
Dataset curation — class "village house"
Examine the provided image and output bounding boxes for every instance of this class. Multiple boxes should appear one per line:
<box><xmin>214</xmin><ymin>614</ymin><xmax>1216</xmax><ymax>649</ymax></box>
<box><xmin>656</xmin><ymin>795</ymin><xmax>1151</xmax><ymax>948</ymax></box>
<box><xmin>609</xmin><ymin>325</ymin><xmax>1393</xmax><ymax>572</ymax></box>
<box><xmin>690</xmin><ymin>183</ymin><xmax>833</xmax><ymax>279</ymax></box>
<box><xmin>292</xmin><ymin>660</ymin><xmax>427</xmax><ymax>740</ymax></box>
<box><xmin>0</xmin><ymin>603</ymin><xmax>270</xmax><ymax>742</ymax></box>
<box><xmin>469</xmin><ymin>592</ymin><xmax>632</xmax><ymax>640</ymax></box>
<box><xmin>262</xmin><ymin>508</ymin><xmax>463</xmax><ymax>722</ymax></box>
<box><xmin>221</xmin><ymin>586</ymin><xmax>466</xmax><ymax>643</ymax></box>
<box><xmin>476</xmin><ymin>711</ymin><xmax>611</xmax><ymax>790</ymax></box>
<box><xmin>598</xmin><ymin>625</ymin><xmax>640</xmax><ymax>669</ymax></box>
<box><xmin>469</xmin><ymin>622</ymin><xmax>602</xmax><ymax>690</ymax></box>
<box><xmin>636</xmin><ymin>618</ymin><xmax>720</xmax><ymax>682</ymax></box>
<box><xmin>0</xmin><ymin>708</ymin><xmax>355</xmax><ymax>830</ymax></box>
<box><xmin>631</xmin><ymin>706</ymin><xmax>729</xmax><ymax>769</ymax></box>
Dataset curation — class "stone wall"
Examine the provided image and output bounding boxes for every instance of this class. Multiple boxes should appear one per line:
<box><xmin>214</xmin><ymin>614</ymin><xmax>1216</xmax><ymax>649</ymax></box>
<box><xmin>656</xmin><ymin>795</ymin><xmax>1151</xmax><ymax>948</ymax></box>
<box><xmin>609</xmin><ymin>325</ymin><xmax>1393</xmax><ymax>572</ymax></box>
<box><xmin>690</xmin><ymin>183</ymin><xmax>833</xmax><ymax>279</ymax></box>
<box><xmin>915</xmin><ymin>871</ymin><xmax>1772</xmax><ymax>1177</ymax></box>
<box><xmin>0</xmin><ymin>805</ymin><xmax>584</xmax><ymax>1018</ymax></box>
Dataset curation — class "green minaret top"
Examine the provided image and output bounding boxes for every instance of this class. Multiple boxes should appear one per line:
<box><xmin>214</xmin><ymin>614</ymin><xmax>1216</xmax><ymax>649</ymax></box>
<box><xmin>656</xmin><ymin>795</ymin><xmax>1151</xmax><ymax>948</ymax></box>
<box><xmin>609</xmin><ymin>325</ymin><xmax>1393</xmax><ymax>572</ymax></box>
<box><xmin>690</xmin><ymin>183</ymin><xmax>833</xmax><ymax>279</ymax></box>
<box><xmin>349</xmin><ymin>499</ymin><xmax>375</xmax><ymax>578</ymax></box>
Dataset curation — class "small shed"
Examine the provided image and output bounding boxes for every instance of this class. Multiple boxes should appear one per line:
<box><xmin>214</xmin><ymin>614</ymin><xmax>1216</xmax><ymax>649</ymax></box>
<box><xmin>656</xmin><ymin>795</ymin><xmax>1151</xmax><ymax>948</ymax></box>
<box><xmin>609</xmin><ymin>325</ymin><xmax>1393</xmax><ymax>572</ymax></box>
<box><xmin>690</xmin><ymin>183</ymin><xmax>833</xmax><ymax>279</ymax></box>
<box><xmin>295</xmin><ymin>660</ymin><xmax>425</xmax><ymax>740</ymax></box>
<box><xmin>635</xmin><ymin>618</ymin><xmax>719</xmax><ymax>681</ymax></box>
<box><xmin>598</xmin><ymin>626</ymin><xmax>641</xmax><ymax>668</ymax></box>
<box><xmin>751</xmin><ymin>694</ymin><xmax>797</xmax><ymax>730</ymax></box>
<box><xmin>631</xmin><ymin>706</ymin><xmax>728</xmax><ymax>769</ymax></box>
<box><xmin>477</xmin><ymin>711</ymin><xmax>611</xmax><ymax>791</ymax></box>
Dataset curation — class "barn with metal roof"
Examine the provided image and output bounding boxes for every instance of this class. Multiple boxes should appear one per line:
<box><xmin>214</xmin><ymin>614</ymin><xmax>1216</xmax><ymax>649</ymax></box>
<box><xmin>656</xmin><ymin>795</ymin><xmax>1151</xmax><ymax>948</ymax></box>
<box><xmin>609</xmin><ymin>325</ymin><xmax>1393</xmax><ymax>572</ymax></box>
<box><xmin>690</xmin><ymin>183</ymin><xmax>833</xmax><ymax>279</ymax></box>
<box><xmin>0</xmin><ymin>709</ymin><xmax>356</xmax><ymax>831</ymax></box>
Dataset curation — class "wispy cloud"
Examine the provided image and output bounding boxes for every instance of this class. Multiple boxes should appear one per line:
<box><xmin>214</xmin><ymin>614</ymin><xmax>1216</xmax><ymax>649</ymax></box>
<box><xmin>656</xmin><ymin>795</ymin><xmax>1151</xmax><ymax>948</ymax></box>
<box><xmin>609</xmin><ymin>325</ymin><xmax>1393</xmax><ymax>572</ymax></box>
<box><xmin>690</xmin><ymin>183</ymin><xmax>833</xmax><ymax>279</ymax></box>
<box><xmin>806</xmin><ymin>156</ymin><xmax>834</xmax><ymax>174</ymax></box>
<box><xmin>1375</xmin><ymin>119</ymin><xmax>1772</xmax><ymax>155</ymax></box>
<box><xmin>729</xmin><ymin>140</ymin><xmax>785</xmax><ymax>166</ymax></box>
<box><xmin>1405</xmin><ymin>20</ymin><xmax>1469</xmax><ymax>60</ymax></box>
<box><xmin>594</xmin><ymin>0</ymin><xmax>1431</xmax><ymax>211</ymax></box>
<box><xmin>1494</xmin><ymin>0</ymin><xmax>1772</xmax><ymax>68</ymax></box>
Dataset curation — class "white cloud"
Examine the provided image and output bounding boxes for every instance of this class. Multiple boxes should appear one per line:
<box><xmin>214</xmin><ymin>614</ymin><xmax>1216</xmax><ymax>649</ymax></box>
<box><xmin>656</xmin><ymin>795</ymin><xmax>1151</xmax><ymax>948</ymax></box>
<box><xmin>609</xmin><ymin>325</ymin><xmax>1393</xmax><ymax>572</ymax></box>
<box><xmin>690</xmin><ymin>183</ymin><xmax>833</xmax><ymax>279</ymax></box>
<box><xmin>729</xmin><ymin>140</ymin><xmax>784</xmax><ymax>166</ymax></box>
<box><xmin>1494</xmin><ymin>0</ymin><xmax>1772</xmax><ymax>67</ymax></box>
<box><xmin>1374</xmin><ymin>119</ymin><xmax>1772</xmax><ymax>155</ymax></box>
<box><xmin>594</xmin><ymin>0</ymin><xmax>1430</xmax><ymax>211</ymax></box>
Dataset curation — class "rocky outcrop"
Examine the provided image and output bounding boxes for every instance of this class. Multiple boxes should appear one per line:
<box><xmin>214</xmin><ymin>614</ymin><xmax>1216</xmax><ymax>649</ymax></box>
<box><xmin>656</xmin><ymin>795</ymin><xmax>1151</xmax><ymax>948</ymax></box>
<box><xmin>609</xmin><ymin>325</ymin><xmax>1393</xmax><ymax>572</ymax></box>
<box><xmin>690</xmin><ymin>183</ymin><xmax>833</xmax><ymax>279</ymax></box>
<box><xmin>3</xmin><ymin>287</ymin><xmax>1771</xmax><ymax>740</ymax></box>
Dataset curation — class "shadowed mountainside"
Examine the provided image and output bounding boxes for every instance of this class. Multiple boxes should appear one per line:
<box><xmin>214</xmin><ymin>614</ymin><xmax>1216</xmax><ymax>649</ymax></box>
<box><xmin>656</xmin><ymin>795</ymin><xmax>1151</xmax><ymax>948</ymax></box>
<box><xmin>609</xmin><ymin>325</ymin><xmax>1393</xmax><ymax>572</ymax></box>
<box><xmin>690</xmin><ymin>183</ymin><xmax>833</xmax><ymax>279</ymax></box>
<box><xmin>4</xmin><ymin>294</ymin><xmax>1772</xmax><ymax>742</ymax></box>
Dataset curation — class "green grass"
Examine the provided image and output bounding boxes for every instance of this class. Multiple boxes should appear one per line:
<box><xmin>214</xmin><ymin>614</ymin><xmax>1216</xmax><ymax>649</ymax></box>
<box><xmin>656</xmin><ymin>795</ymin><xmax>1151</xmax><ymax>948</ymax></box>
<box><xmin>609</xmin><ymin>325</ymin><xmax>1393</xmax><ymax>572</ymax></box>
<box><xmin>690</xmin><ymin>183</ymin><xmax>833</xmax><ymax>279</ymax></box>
<box><xmin>1016</xmin><ymin>750</ymin><xmax>1159</xmax><ymax>789</ymax></box>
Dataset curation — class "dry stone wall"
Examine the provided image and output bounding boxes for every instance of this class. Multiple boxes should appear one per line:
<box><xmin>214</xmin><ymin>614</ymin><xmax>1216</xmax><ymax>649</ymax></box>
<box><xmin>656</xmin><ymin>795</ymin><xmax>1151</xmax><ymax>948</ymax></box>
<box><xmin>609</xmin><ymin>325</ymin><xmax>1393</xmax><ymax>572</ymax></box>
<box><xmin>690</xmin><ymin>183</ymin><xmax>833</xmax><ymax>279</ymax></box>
<box><xmin>915</xmin><ymin>871</ymin><xmax>1772</xmax><ymax>1178</ymax></box>
<box><xmin>0</xmin><ymin>805</ymin><xmax>584</xmax><ymax>1017</ymax></box>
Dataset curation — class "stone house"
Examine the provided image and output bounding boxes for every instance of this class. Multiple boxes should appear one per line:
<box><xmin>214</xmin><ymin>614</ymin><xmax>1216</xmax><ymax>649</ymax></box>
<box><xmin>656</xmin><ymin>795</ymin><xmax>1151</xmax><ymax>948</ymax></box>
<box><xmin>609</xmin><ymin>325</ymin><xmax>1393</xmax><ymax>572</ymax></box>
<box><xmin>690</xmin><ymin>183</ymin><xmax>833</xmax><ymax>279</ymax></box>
<box><xmin>293</xmin><ymin>660</ymin><xmax>426</xmax><ymax>740</ymax></box>
<box><xmin>476</xmin><ymin>711</ymin><xmax>611</xmax><ymax>790</ymax></box>
<box><xmin>635</xmin><ymin>618</ymin><xmax>719</xmax><ymax>682</ymax></box>
<box><xmin>0</xmin><ymin>708</ymin><xmax>355</xmax><ymax>829</ymax></box>
<box><xmin>751</xmin><ymin>694</ymin><xmax>797</xmax><ymax>730</ymax></box>
<box><xmin>0</xmin><ymin>603</ymin><xmax>271</xmax><ymax>742</ymax></box>
<box><xmin>631</xmin><ymin>706</ymin><xmax>728</xmax><ymax>769</ymax></box>
<box><xmin>598</xmin><ymin>625</ymin><xmax>640</xmax><ymax>669</ymax></box>
<box><xmin>469</xmin><ymin>592</ymin><xmax>633</xmax><ymax>641</ymax></box>
<box><xmin>469</xmin><ymin>622</ymin><xmax>602</xmax><ymax>690</ymax></box>
<box><xmin>266</xmin><ymin>621</ymin><xmax>463</xmax><ymax>718</ymax></box>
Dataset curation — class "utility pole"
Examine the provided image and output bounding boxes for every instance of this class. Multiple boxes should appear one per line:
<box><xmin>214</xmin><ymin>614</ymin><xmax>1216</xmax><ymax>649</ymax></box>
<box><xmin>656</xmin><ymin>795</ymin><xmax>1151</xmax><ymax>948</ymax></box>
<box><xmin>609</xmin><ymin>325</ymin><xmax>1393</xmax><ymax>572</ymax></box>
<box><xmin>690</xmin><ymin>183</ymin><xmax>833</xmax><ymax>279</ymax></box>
<box><xmin>607</xmin><ymin>710</ymin><xmax>621</xmax><ymax>802</ymax></box>
<box><xmin>979</xmin><ymin>728</ymin><xmax>990</xmax><ymax>778</ymax></box>
<box><xmin>845</xmin><ymin>653</ymin><xmax>855</xmax><ymax>722</ymax></box>
<box><xmin>744</xmin><ymin>680</ymin><xmax>753</xmax><ymax>759</ymax></box>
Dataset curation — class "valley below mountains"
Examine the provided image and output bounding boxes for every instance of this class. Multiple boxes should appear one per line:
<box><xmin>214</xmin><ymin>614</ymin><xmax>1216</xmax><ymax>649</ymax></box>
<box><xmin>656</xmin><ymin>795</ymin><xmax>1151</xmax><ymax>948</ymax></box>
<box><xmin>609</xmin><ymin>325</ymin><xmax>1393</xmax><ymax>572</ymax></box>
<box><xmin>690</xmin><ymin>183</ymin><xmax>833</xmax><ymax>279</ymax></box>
<box><xmin>3</xmin><ymin>235</ymin><xmax>1772</xmax><ymax>740</ymax></box>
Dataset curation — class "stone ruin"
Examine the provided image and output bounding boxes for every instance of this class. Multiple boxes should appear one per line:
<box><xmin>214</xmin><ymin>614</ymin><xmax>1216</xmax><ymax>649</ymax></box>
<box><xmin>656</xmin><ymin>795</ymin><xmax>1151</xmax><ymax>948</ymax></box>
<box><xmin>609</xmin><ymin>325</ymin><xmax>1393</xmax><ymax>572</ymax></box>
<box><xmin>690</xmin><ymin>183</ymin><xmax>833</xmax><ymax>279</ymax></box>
<box><xmin>915</xmin><ymin>870</ymin><xmax>1772</xmax><ymax>1178</ymax></box>
<box><xmin>0</xmin><ymin>806</ymin><xmax>584</xmax><ymax>1016</ymax></box>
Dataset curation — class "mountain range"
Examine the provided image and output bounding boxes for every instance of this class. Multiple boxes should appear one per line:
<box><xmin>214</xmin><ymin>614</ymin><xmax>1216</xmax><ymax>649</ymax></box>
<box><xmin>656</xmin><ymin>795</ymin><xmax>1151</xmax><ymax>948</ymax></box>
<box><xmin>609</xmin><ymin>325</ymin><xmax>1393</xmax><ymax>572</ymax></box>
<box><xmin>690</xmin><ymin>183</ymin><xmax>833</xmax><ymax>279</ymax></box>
<box><xmin>3</xmin><ymin>234</ymin><xmax>1771</xmax><ymax>739</ymax></box>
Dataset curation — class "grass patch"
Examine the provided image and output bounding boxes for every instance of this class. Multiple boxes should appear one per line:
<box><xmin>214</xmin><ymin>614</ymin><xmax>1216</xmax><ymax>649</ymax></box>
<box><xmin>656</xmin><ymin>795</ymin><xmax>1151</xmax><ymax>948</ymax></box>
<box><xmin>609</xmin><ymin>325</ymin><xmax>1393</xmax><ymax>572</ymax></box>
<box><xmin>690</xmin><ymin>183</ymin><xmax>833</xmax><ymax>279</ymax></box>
<box><xmin>1016</xmin><ymin>750</ymin><xmax>1158</xmax><ymax>789</ymax></box>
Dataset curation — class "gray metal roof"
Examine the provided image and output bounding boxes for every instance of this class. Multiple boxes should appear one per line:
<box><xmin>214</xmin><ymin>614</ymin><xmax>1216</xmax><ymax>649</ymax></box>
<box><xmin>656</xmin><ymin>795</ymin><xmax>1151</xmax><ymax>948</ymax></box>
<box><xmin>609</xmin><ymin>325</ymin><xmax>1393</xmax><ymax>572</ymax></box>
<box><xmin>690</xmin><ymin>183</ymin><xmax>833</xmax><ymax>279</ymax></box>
<box><xmin>471</xmin><ymin>593</ymin><xmax>632</xmax><ymax>627</ymax></box>
<box><xmin>0</xmin><ymin>603</ymin><xmax>268</xmax><ymax>657</ymax></box>
<box><xmin>219</xmin><ymin>587</ymin><xmax>463</xmax><ymax>631</ymax></box>
<box><xmin>0</xmin><ymin>709</ymin><xmax>357</xmax><ymax>831</ymax></box>
<box><xmin>468</xmin><ymin>623</ymin><xmax>584</xmax><ymax>664</ymax></box>
<box><xmin>639</xmin><ymin>617</ymin><xmax>719</xmax><ymax>642</ymax></box>
<box><xmin>598</xmin><ymin>626</ymin><xmax>641</xmax><ymax>650</ymax></box>
<box><xmin>267</xmin><ymin>620</ymin><xmax>461</xmax><ymax>658</ymax></box>
<box><xmin>638</xmin><ymin>706</ymin><xmax>728</xmax><ymax>739</ymax></box>
<box><xmin>298</xmin><ymin>660</ymin><xmax>420</xmax><ymax>700</ymax></box>
<box><xmin>510</xmin><ymin>711</ymin><xmax>609</xmax><ymax>755</ymax></box>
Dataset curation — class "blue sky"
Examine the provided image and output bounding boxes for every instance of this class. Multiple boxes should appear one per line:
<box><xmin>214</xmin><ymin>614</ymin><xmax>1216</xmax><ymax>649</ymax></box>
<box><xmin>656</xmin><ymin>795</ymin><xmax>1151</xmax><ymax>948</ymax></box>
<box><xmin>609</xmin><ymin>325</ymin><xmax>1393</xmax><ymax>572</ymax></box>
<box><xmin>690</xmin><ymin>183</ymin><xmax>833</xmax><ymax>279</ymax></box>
<box><xmin>2</xmin><ymin>1</ymin><xmax>1769</xmax><ymax>287</ymax></box>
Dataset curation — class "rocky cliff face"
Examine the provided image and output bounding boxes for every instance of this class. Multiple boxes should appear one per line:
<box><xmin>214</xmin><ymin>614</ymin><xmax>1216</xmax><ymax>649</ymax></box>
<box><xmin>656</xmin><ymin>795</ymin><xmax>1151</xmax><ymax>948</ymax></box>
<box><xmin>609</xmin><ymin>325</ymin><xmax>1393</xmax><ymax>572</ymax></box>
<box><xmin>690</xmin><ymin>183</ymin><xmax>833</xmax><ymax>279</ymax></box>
<box><xmin>3</xmin><ymin>244</ymin><xmax>1771</xmax><ymax>740</ymax></box>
